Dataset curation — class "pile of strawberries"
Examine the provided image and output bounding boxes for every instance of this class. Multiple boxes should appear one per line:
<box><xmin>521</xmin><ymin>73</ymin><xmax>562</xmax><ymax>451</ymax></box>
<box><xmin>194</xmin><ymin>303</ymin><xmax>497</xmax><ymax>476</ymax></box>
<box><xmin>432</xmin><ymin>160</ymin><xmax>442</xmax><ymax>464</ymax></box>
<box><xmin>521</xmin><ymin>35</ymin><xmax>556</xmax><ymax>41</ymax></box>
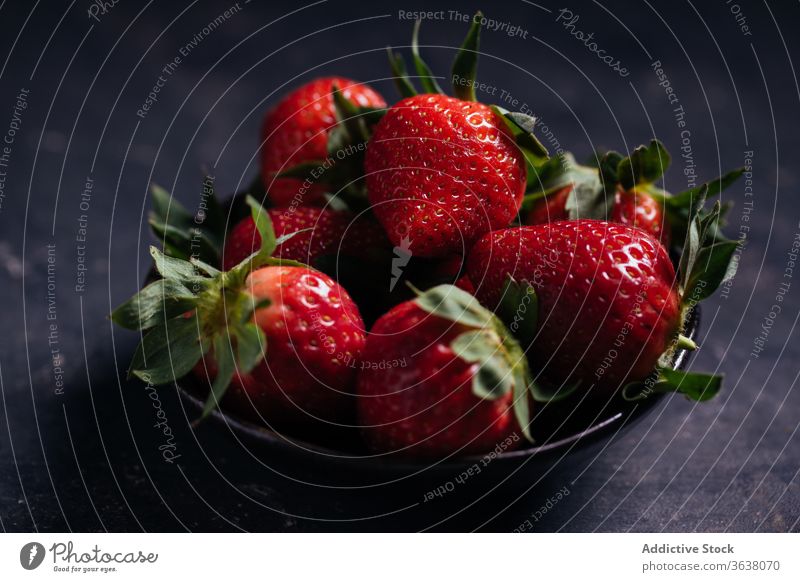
<box><xmin>114</xmin><ymin>14</ymin><xmax>742</xmax><ymax>459</ymax></box>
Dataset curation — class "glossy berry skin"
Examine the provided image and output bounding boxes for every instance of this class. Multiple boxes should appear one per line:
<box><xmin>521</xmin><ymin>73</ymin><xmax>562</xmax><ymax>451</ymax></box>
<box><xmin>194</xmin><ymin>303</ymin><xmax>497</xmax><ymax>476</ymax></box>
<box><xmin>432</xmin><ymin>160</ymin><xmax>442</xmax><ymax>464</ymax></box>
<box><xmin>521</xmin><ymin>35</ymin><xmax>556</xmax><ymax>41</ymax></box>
<box><xmin>197</xmin><ymin>266</ymin><xmax>366</xmax><ymax>427</ymax></box>
<box><xmin>611</xmin><ymin>188</ymin><xmax>671</xmax><ymax>247</ymax></box>
<box><xmin>525</xmin><ymin>186</ymin><xmax>670</xmax><ymax>246</ymax></box>
<box><xmin>357</xmin><ymin>301</ymin><xmax>519</xmax><ymax>457</ymax></box>
<box><xmin>261</xmin><ymin>77</ymin><xmax>386</xmax><ymax>207</ymax></box>
<box><xmin>222</xmin><ymin>207</ymin><xmax>389</xmax><ymax>270</ymax></box>
<box><xmin>523</xmin><ymin>186</ymin><xmax>571</xmax><ymax>224</ymax></box>
<box><xmin>365</xmin><ymin>94</ymin><xmax>527</xmax><ymax>258</ymax></box>
<box><xmin>467</xmin><ymin>221</ymin><xmax>681</xmax><ymax>393</ymax></box>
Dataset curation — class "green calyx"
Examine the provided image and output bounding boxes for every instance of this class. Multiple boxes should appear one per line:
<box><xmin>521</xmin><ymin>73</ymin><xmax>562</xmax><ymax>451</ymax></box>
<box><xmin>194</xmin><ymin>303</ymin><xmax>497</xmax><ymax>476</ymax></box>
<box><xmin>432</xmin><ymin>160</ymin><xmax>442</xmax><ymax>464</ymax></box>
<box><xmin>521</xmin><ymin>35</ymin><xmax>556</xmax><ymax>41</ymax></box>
<box><xmin>112</xmin><ymin>195</ymin><xmax>308</xmax><ymax>423</ymax></box>
<box><xmin>387</xmin><ymin>11</ymin><xmax>482</xmax><ymax>100</ymax></box>
<box><xmin>636</xmin><ymin>191</ymin><xmax>741</xmax><ymax>403</ymax></box>
<box><xmin>412</xmin><ymin>284</ymin><xmax>536</xmax><ymax>441</ymax></box>
<box><xmin>387</xmin><ymin>13</ymin><xmax>551</xmax><ymax>171</ymax></box>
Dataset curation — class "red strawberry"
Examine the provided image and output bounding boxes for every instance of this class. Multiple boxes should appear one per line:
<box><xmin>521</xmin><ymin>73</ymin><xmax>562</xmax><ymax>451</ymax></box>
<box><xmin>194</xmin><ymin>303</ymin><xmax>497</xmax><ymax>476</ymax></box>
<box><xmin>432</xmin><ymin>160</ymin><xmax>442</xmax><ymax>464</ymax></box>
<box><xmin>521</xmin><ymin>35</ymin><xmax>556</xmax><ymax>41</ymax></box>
<box><xmin>467</xmin><ymin>212</ymin><xmax>736</xmax><ymax>401</ymax></box>
<box><xmin>364</xmin><ymin>94</ymin><xmax>527</xmax><ymax>258</ymax></box>
<box><xmin>222</xmin><ymin>206</ymin><xmax>389</xmax><ymax>269</ymax></box>
<box><xmin>357</xmin><ymin>285</ymin><xmax>532</xmax><ymax>457</ymax></box>
<box><xmin>113</xmin><ymin>197</ymin><xmax>367</xmax><ymax>431</ymax></box>
<box><xmin>611</xmin><ymin>187</ymin><xmax>670</xmax><ymax>246</ymax></box>
<box><xmin>261</xmin><ymin>77</ymin><xmax>385</xmax><ymax>207</ymax></box>
<box><xmin>196</xmin><ymin>265</ymin><xmax>366</xmax><ymax>427</ymax></box>
<box><xmin>469</xmin><ymin>221</ymin><xmax>679</xmax><ymax>392</ymax></box>
<box><xmin>523</xmin><ymin>185</ymin><xmax>571</xmax><ymax>224</ymax></box>
<box><xmin>524</xmin><ymin>184</ymin><xmax>670</xmax><ymax>246</ymax></box>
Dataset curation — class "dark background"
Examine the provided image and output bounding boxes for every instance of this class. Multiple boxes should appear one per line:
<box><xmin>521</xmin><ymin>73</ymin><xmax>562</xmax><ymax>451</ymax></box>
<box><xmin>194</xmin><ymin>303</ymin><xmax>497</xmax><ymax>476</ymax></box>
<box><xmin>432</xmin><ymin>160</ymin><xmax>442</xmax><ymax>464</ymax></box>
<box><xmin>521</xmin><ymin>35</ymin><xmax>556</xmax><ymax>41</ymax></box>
<box><xmin>1</xmin><ymin>0</ymin><xmax>798</xmax><ymax>532</ymax></box>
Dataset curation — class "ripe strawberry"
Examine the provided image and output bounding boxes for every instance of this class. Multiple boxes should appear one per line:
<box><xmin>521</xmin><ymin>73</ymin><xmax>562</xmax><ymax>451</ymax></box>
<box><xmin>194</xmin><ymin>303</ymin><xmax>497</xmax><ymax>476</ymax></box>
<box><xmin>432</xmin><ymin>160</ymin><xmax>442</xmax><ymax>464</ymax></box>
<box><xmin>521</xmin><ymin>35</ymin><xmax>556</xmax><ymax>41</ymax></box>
<box><xmin>222</xmin><ymin>206</ymin><xmax>389</xmax><ymax>270</ymax></box>
<box><xmin>523</xmin><ymin>185</ymin><xmax>571</xmax><ymax>225</ymax></box>
<box><xmin>358</xmin><ymin>14</ymin><xmax>550</xmax><ymax>258</ymax></box>
<box><xmin>113</xmin><ymin>197</ymin><xmax>366</xmax><ymax>430</ymax></box>
<box><xmin>469</xmin><ymin>221</ymin><xmax>679</xmax><ymax>393</ymax></box>
<box><xmin>261</xmin><ymin>77</ymin><xmax>385</xmax><ymax>207</ymax></box>
<box><xmin>357</xmin><ymin>285</ymin><xmax>532</xmax><ymax>457</ymax></box>
<box><xmin>525</xmin><ymin>183</ymin><xmax>670</xmax><ymax>246</ymax></box>
<box><xmin>365</xmin><ymin>94</ymin><xmax>528</xmax><ymax>258</ymax></box>
<box><xmin>468</xmin><ymin>199</ymin><xmax>738</xmax><ymax>400</ymax></box>
<box><xmin>522</xmin><ymin>143</ymin><xmax>743</xmax><ymax>250</ymax></box>
<box><xmin>197</xmin><ymin>265</ymin><xmax>365</xmax><ymax>427</ymax></box>
<box><xmin>611</xmin><ymin>187</ymin><xmax>670</xmax><ymax>245</ymax></box>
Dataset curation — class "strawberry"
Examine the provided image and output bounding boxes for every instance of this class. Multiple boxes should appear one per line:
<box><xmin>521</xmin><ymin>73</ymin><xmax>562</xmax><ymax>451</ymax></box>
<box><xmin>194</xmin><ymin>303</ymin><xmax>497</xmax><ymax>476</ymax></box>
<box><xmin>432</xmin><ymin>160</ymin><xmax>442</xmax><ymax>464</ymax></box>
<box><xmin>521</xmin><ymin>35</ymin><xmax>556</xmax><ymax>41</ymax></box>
<box><xmin>284</xmin><ymin>14</ymin><xmax>550</xmax><ymax>256</ymax></box>
<box><xmin>611</xmin><ymin>187</ymin><xmax>670</xmax><ymax>245</ymax></box>
<box><xmin>468</xmin><ymin>195</ymin><xmax>739</xmax><ymax>401</ymax></box>
<box><xmin>365</xmin><ymin>94</ymin><xmax>528</xmax><ymax>257</ymax></box>
<box><xmin>260</xmin><ymin>77</ymin><xmax>385</xmax><ymax>207</ymax></box>
<box><xmin>222</xmin><ymin>206</ymin><xmax>389</xmax><ymax>270</ymax></box>
<box><xmin>527</xmin><ymin>183</ymin><xmax>670</xmax><ymax>245</ymax></box>
<box><xmin>195</xmin><ymin>265</ymin><xmax>365</xmax><ymax>427</ymax></box>
<box><xmin>522</xmin><ymin>144</ymin><xmax>744</xmax><ymax>250</ymax></box>
<box><xmin>357</xmin><ymin>285</ymin><xmax>533</xmax><ymax>457</ymax></box>
<box><xmin>113</xmin><ymin>197</ymin><xmax>366</xmax><ymax>430</ymax></box>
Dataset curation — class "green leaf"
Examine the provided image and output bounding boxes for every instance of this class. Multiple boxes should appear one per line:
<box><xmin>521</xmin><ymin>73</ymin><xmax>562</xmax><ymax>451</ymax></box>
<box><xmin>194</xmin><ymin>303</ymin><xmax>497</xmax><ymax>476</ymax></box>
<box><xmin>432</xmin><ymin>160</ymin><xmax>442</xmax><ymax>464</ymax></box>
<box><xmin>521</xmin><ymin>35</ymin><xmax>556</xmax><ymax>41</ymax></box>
<box><xmin>150</xmin><ymin>184</ymin><xmax>194</xmax><ymax>231</ymax></box>
<box><xmin>498</xmin><ymin>277</ymin><xmax>539</xmax><ymax>346</ymax></box>
<box><xmin>683</xmin><ymin>240</ymin><xmax>740</xmax><ymax>302</ymax></box>
<box><xmin>411</xmin><ymin>20</ymin><xmax>445</xmax><ymax>94</ymax></box>
<box><xmin>190</xmin><ymin>257</ymin><xmax>221</xmax><ymax>278</ymax></box>
<box><xmin>490</xmin><ymin>106</ymin><xmax>549</xmax><ymax>163</ymax></box>
<box><xmin>655</xmin><ymin>367</ymin><xmax>723</xmax><ymax>402</ymax></box>
<box><xmin>331</xmin><ymin>83</ymin><xmax>370</xmax><ymax>146</ymax></box>
<box><xmin>511</xmin><ymin>366</ymin><xmax>534</xmax><ymax>442</ymax></box>
<box><xmin>246</xmin><ymin>195</ymin><xmax>277</xmax><ymax>263</ymax></box>
<box><xmin>563</xmin><ymin>166</ymin><xmax>609</xmax><ymax>221</ymax></box>
<box><xmin>671</xmin><ymin>167</ymin><xmax>745</xmax><ymax>208</ymax></box>
<box><xmin>111</xmin><ymin>279</ymin><xmax>197</xmax><ymax>330</ymax></box>
<box><xmin>149</xmin><ymin>218</ymin><xmax>221</xmax><ymax>265</ymax></box>
<box><xmin>451</xmin><ymin>11</ymin><xmax>481</xmax><ymax>101</ymax></box>
<box><xmin>413</xmin><ymin>284</ymin><xmax>493</xmax><ymax>329</ymax></box>
<box><xmin>451</xmin><ymin>330</ymin><xmax>515</xmax><ymax>400</ymax></box>
<box><xmin>276</xmin><ymin>161</ymin><xmax>328</xmax><ymax>181</ymax></box>
<box><xmin>617</xmin><ymin>140</ymin><xmax>671</xmax><ymax>190</ymax></box>
<box><xmin>529</xmin><ymin>380</ymin><xmax>581</xmax><ymax>403</ymax></box>
<box><xmin>150</xmin><ymin>246</ymin><xmax>206</xmax><ymax>283</ymax></box>
<box><xmin>129</xmin><ymin>314</ymin><xmax>207</xmax><ymax>385</ymax></box>
<box><xmin>149</xmin><ymin>180</ymin><xmax>225</xmax><ymax>262</ymax></box>
<box><xmin>677</xmin><ymin>186</ymin><xmax>709</xmax><ymax>291</ymax></box>
<box><xmin>357</xmin><ymin>106</ymin><xmax>387</xmax><ymax>126</ymax></box>
<box><xmin>234</xmin><ymin>322</ymin><xmax>266</xmax><ymax>374</ymax></box>
<box><xmin>387</xmin><ymin>48</ymin><xmax>417</xmax><ymax>98</ymax></box>
<box><xmin>524</xmin><ymin>153</ymin><xmax>572</xmax><ymax>196</ymax></box>
<box><xmin>599</xmin><ymin>150</ymin><xmax>623</xmax><ymax>187</ymax></box>
<box><xmin>199</xmin><ymin>332</ymin><xmax>236</xmax><ymax>421</ymax></box>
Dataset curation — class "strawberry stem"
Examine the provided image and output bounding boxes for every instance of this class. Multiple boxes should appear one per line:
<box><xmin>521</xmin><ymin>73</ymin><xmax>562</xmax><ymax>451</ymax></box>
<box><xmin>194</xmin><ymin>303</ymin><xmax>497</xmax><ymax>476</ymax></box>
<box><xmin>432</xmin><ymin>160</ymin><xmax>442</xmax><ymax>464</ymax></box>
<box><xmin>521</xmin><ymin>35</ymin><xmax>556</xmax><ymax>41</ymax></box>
<box><xmin>676</xmin><ymin>333</ymin><xmax>698</xmax><ymax>351</ymax></box>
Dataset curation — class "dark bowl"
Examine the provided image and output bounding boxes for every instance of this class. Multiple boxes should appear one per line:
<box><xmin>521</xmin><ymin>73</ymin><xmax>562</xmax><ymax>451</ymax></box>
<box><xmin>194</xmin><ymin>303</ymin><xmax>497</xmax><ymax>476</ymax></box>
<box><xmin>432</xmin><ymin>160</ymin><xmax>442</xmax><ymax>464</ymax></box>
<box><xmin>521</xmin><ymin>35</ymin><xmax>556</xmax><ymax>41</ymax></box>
<box><xmin>176</xmin><ymin>307</ymin><xmax>700</xmax><ymax>486</ymax></box>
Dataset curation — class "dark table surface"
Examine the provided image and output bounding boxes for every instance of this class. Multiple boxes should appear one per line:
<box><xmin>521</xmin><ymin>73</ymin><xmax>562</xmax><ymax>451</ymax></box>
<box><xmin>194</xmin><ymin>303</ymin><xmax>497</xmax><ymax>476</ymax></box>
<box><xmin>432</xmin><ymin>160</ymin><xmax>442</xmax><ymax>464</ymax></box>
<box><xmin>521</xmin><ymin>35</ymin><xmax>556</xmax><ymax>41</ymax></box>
<box><xmin>1</xmin><ymin>0</ymin><xmax>799</xmax><ymax>532</ymax></box>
